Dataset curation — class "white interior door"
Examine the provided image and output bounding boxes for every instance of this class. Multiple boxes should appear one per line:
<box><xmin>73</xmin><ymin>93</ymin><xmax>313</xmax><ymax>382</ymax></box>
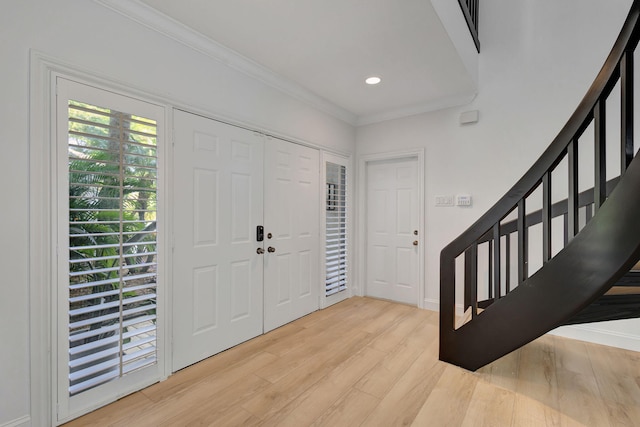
<box><xmin>264</xmin><ymin>138</ymin><xmax>320</xmax><ymax>332</ymax></box>
<box><xmin>172</xmin><ymin>110</ymin><xmax>264</xmax><ymax>371</ymax></box>
<box><xmin>366</xmin><ymin>157</ymin><xmax>419</xmax><ymax>305</ymax></box>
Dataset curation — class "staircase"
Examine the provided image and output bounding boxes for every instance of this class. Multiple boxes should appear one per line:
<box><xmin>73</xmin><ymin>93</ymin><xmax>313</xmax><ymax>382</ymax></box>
<box><xmin>439</xmin><ymin>0</ymin><xmax>640</xmax><ymax>371</ymax></box>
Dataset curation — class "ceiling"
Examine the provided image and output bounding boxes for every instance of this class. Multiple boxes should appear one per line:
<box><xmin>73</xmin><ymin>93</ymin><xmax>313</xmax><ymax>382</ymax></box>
<box><xmin>131</xmin><ymin>0</ymin><xmax>478</xmax><ymax>125</ymax></box>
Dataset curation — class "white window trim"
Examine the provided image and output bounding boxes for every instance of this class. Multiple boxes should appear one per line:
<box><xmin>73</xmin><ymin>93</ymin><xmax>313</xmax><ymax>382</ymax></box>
<box><xmin>29</xmin><ymin>52</ymin><xmax>172</xmax><ymax>426</ymax></box>
<box><xmin>320</xmin><ymin>152</ymin><xmax>353</xmax><ymax>308</ymax></box>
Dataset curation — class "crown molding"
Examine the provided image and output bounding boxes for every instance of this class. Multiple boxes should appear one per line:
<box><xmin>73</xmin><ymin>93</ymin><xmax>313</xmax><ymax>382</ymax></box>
<box><xmin>93</xmin><ymin>0</ymin><xmax>357</xmax><ymax>125</ymax></box>
<box><xmin>356</xmin><ymin>92</ymin><xmax>477</xmax><ymax>126</ymax></box>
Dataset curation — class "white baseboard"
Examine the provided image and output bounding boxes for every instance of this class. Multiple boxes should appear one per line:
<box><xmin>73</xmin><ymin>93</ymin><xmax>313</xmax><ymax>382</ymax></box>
<box><xmin>550</xmin><ymin>322</ymin><xmax>640</xmax><ymax>352</ymax></box>
<box><xmin>0</xmin><ymin>415</ymin><xmax>31</xmax><ymax>427</ymax></box>
<box><xmin>423</xmin><ymin>298</ymin><xmax>466</xmax><ymax>316</ymax></box>
<box><xmin>423</xmin><ymin>298</ymin><xmax>439</xmax><ymax>312</ymax></box>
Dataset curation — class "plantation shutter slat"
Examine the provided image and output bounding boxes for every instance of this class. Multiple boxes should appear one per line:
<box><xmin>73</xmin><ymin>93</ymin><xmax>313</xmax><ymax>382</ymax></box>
<box><xmin>70</xmin><ymin>282</ymin><xmax>156</xmax><ymax>303</ymax></box>
<box><xmin>325</xmin><ymin>162</ymin><xmax>348</xmax><ymax>296</ymax></box>
<box><xmin>69</xmin><ymin>301</ymin><xmax>157</xmax><ymax>329</ymax></box>
<box><xmin>69</xmin><ymin>357</ymin><xmax>120</xmax><ymax>383</ymax></box>
<box><xmin>69</xmin><ymin>336</ymin><xmax>121</xmax><ymax>360</ymax></box>
<box><xmin>69</xmin><ymin>252</ymin><xmax>157</xmax><ymax>265</ymax></box>
<box><xmin>69</xmin><ymin>314</ymin><xmax>157</xmax><ymax>344</ymax></box>
<box><xmin>67</xmin><ymin>100</ymin><xmax>158</xmax><ymax>397</ymax></box>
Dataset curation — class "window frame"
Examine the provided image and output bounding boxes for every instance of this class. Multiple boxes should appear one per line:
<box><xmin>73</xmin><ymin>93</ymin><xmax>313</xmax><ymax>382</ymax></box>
<box><xmin>321</xmin><ymin>152</ymin><xmax>352</xmax><ymax>308</ymax></box>
<box><xmin>30</xmin><ymin>68</ymin><xmax>170</xmax><ymax>424</ymax></box>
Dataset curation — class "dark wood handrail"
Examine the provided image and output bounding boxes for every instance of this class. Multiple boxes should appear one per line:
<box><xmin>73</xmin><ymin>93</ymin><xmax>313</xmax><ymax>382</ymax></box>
<box><xmin>440</xmin><ymin>0</ymin><xmax>640</xmax><ymax>370</ymax></box>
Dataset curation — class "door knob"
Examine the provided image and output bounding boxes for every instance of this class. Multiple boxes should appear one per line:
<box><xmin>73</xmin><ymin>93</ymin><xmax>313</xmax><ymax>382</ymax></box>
<box><xmin>267</xmin><ymin>246</ymin><xmax>276</xmax><ymax>253</ymax></box>
<box><xmin>256</xmin><ymin>247</ymin><xmax>265</xmax><ymax>254</ymax></box>
<box><xmin>413</xmin><ymin>240</ymin><xmax>418</xmax><ymax>246</ymax></box>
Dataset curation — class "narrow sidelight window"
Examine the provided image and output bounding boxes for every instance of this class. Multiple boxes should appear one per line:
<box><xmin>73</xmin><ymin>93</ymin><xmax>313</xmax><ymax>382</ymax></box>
<box><xmin>325</xmin><ymin>162</ymin><xmax>347</xmax><ymax>296</ymax></box>
<box><xmin>66</xmin><ymin>99</ymin><xmax>158</xmax><ymax>396</ymax></box>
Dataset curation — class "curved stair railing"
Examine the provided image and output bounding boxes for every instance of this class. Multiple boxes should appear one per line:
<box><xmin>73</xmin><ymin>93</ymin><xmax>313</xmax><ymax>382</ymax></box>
<box><xmin>440</xmin><ymin>0</ymin><xmax>640</xmax><ymax>371</ymax></box>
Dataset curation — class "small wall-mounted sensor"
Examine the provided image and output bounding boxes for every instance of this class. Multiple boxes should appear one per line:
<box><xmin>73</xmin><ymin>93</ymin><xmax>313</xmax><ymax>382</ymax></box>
<box><xmin>459</xmin><ymin>110</ymin><xmax>479</xmax><ymax>125</ymax></box>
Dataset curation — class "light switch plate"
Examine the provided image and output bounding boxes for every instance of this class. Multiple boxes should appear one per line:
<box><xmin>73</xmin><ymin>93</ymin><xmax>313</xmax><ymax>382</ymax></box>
<box><xmin>435</xmin><ymin>195</ymin><xmax>454</xmax><ymax>207</ymax></box>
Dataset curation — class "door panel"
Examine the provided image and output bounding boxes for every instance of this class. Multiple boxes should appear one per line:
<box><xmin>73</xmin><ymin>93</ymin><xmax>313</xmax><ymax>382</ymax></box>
<box><xmin>264</xmin><ymin>138</ymin><xmax>320</xmax><ymax>332</ymax></box>
<box><xmin>366</xmin><ymin>158</ymin><xmax>419</xmax><ymax>304</ymax></box>
<box><xmin>172</xmin><ymin>110</ymin><xmax>264</xmax><ymax>371</ymax></box>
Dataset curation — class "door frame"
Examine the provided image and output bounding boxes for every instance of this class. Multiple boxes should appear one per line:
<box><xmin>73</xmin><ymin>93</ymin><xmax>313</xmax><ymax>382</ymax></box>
<box><xmin>357</xmin><ymin>149</ymin><xmax>425</xmax><ymax>308</ymax></box>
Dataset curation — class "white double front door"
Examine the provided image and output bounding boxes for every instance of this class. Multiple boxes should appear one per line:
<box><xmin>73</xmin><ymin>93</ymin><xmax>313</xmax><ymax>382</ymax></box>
<box><xmin>172</xmin><ymin>110</ymin><xmax>319</xmax><ymax>371</ymax></box>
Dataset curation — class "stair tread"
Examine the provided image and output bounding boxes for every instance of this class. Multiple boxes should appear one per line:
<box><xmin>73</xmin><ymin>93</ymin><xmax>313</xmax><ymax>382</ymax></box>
<box><xmin>456</xmin><ymin>307</ymin><xmax>485</xmax><ymax>329</ymax></box>
<box><xmin>605</xmin><ymin>286</ymin><xmax>640</xmax><ymax>296</ymax></box>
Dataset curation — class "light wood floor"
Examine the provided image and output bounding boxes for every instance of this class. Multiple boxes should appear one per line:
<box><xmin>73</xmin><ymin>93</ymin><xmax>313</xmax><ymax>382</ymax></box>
<box><xmin>64</xmin><ymin>296</ymin><xmax>640</xmax><ymax>427</ymax></box>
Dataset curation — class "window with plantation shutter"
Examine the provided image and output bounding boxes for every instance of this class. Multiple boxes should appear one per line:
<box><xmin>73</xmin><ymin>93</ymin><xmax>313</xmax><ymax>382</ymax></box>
<box><xmin>326</xmin><ymin>161</ymin><xmax>347</xmax><ymax>297</ymax></box>
<box><xmin>66</xmin><ymin>99</ymin><xmax>158</xmax><ymax>396</ymax></box>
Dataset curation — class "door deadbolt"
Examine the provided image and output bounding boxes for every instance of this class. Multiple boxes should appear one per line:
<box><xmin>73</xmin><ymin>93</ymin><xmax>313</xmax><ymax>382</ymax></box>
<box><xmin>267</xmin><ymin>246</ymin><xmax>276</xmax><ymax>253</ymax></box>
<box><xmin>413</xmin><ymin>230</ymin><xmax>418</xmax><ymax>235</ymax></box>
<box><xmin>256</xmin><ymin>247</ymin><xmax>265</xmax><ymax>254</ymax></box>
<box><xmin>267</xmin><ymin>232</ymin><xmax>273</xmax><ymax>239</ymax></box>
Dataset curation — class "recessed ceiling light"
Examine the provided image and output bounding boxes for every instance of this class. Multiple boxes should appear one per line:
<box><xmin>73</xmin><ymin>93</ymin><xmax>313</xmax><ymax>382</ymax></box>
<box><xmin>365</xmin><ymin>76</ymin><xmax>381</xmax><ymax>85</ymax></box>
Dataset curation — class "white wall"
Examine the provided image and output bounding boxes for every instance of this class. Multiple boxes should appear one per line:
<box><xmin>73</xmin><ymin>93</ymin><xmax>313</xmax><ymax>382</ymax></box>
<box><xmin>356</xmin><ymin>0</ymin><xmax>640</xmax><ymax>347</ymax></box>
<box><xmin>1</xmin><ymin>1</ymin><xmax>355</xmax><ymax>425</ymax></box>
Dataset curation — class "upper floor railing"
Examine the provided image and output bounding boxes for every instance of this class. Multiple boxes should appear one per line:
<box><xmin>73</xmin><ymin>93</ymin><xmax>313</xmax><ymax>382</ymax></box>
<box><xmin>458</xmin><ymin>0</ymin><xmax>479</xmax><ymax>52</ymax></box>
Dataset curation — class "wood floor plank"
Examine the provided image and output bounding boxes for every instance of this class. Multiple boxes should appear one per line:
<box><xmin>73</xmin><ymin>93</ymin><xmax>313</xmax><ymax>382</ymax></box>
<box><xmin>141</xmin><ymin>350</ymin><xmax>277</xmax><ymax>403</ymax></box>
<box><xmin>63</xmin><ymin>297</ymin><xmax>640</xmax><ymax>427</ymax></box>
<box><xmin>553</xmin><ymin>337</ymin><xmax>611</xmax><ymax>427</ymax></box>
<box><xmin>354</xmin><ymin>338</ymin><xmax>425</xmax><ymax>399</ymax></box>
<box><xmin>460</xmin><ymin>380</ymin><xmax>516</xmax><ymax>427</ymax></box>
<box><xmin>62</xmin><ymin>390</ymin><xmax>155</xmax><ymax>427</ymax></box>
<box><xmin>412</xmin><ymin>364</ymin><xmax>478</xmax><ymax>426</ymax></box>
<box><xmin>155</xmin><ymin>373</ymin><xmax>272</xmax><ymax>427</ymax></box>
<box><xmin>355</xmin><ymin>316</ymin><xmax>437</xmax><ymax>399</ymax></box>
<box><xmin>359</xmin><ymin>340</ymin><xmax>443</xmax><ymax>426</ymax></box>
<box><xmin>255</xmin><ymin>319</ymin><xmax>374</xmax><ymax>384</ymax></box>
<box><xmin>258</xmin><ymin>299</ymin><xmax>379</xmax><ymax>358</ymax></box>
<box><xmin>586</xmin><ymin>341</ymin><xmax>640</xmax><ymax>426</ymax></box>
<box><xmin>477</xmin><ymin>346</ymin><xmax>521</xmax><ymax>393</ymax></box>
<box><xmin>207</xmin><ymin>408</ymin><xmax>263</xmax><ymax>427</ymax></box>
<box><xmin>516</xmin><ymin>335</ymin><xmax>560</xmax><ymax>410</ymax></box>
<box><xmin>260</xmin><ymin>345</ymin><xmax>385</xmax><ymax>426</ymax></box>
<box><xmin>367</xmin><ymin>307</ymin><xmax>432</xmax><ymax>353</ymax></box>
<box><xmin>242</xmin><ymin>329</ymin><xmax>373</xmax><ymax>420</ymax></box>
<box><xmin>511</xmin><ymin>394</ymin><xmax>563</xmax><ymax>427</ymax></box>
<box><xmin>311</xmin><ymin>388</ymin><xmax>380</xmax><ymax>427</ymax></box>
<box><xmin>291</xmin><ymin>297</ymin><xmax>371</xmax><ymax>329</ymax></box>
<box><xmin>358</xmin><ymin>301</ymin><xmax>414</xmax><ymax>335</ymax></box>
